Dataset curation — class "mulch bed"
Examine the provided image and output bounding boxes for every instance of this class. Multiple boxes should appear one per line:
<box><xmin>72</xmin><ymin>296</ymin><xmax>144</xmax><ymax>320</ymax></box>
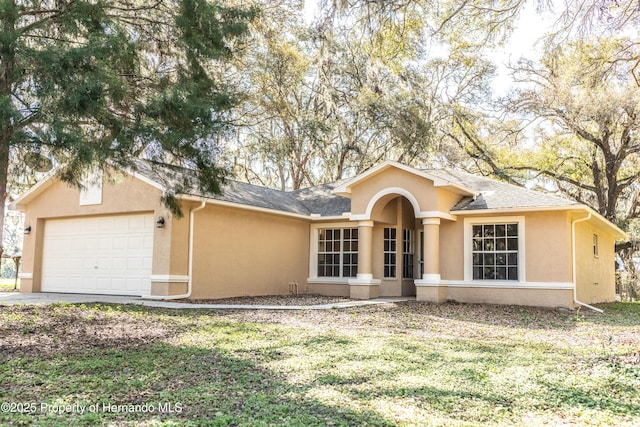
<box><xmin>182</xmin><ymin>294</ymin><xmax>354</xmax><ymax>306</ymax></box>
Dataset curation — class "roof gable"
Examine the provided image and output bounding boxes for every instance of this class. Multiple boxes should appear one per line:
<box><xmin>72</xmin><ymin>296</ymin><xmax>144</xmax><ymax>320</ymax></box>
<box><xmin>333</xmin><ymin>160</ymin><xmax>476</xmax><ymax>197</ymax></box>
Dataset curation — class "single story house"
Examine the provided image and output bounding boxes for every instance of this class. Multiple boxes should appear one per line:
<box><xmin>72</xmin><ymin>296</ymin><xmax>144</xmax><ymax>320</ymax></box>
<box><xmin>11</xmin><ymin>160</ymin><xmax>625</xmax><ymax>309</ymax></box>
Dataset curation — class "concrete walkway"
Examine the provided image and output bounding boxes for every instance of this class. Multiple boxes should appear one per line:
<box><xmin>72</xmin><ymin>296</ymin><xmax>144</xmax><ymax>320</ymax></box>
<box><xmin>0</xmin><ymin>292</ymin><xmax>414</xmax><ymax>310</ymax></box>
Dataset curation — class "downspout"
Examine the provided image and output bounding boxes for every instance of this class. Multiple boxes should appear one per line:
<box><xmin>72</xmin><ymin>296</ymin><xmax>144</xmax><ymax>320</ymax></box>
<box><xmin>148</xmin><ymin>200</ymin><xmax>206</xmax><ymax>300</ymax></box>
<box><xmin>571</xmin><ymin>213</ymin><xmax>604</xmax><ymax>313</ymax></box>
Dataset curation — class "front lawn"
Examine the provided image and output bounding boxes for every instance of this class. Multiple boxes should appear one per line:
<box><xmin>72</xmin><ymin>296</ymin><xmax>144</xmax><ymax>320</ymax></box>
<box><xmin>0</xmin><ymin>302</ymin><xmax>639</xmax><ymax>426</ymax></box>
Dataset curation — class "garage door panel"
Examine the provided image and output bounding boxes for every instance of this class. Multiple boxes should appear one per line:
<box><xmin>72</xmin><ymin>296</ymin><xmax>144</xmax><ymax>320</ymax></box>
<box><xmin>41</xmin><ymin>214</ymin><xmax>154</xmax><ymax>296</ymax></box>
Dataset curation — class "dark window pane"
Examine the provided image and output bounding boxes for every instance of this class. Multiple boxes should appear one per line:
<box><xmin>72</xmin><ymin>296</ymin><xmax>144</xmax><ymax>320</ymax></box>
<box><xmin>384</xmin><ymin>241</ymin><xmax>390</xmax><ymax>251</ymax></box>
<box><xmin>485</xmin><ymin>267</ymin><xmax>496</xmax><ymax>279</ymax></box>
<box><xmin>508</xmin><ymin>267</ymin><xmax>518</xmax><ymax>280</ymax></box>
<box><xmin>496</xmin><ymin>225</ymin><xmax>506</xmax><ymax>237</ymax></box>
<box><xmin>484</xmin><ymin>253</ymin><xmax>495</xmax><ymax>266</ymax></box>
<box><xmin>352</xmin><ymin>229</ymin><xmax>358</xmax><ymax>239</ymax></box>
<box><xmin>473</xmin><ymin>225</ymin><xmax>482</xmax><ymax>237</ymax></box>
<box><xmin>507</xmin><ymin>238</ymin><xmax>518</xmax><ymax>251</ymax></box>
<box><xmin>352</xmin><ymin>241</ymin><xmax>358</xmax><ymax>252</ymax></box>
<box><xmin>473</xmin><ymin>267</ymin><xmax>483</xmax><ymax>280</ymax></box>
<box><xmin>344</xmin><ymin>229</ymin><xmax>351</xmax><ymax>239</ymax></box>
<box><xmin>384</xmin><ymin>228</ymin><xmax>390</xmax><ymax>239</ymax></box>
<box><xmin>496</xmin><ymin>238</ymin><xmax>506</xmax><ymax>251</ymax></box>
<box><xmin>326</xmin><ymin>229</ymin><xmax>333</xmax><ymax>239</ymax></box>
<box><xmin>352</xmin><ymin>254</ymin><xmax>358</xmax><ymax>264</ymax></box>
<box><xmin>495</xmin><ymin>267</ymin><xmax>507</xmax><ymax>280</ymax></box>
<box><xmin>507</xmin><ymin>224</ymin><xmax>518</xmax><ymax>236</ymax></box>
<box><xmin>391</xmin><ymin>241</ymin><xmax>396</xmax><ymax>251</ymax></box>
<box><xmin>496</xmin><ymin>253</ymin><xmax>507</xmax><ymax>265</ymax></box>
<box><xmin>508</xmin><ymin>253</ymin><xmax>518</xmax><ymax>266</ymax></box>
<box><xmin>473</xmin><ymin>238</ymin><xmax>482</xmax><ymax>251</ymax></box>
<box><xmin>484</xmin><ymin>240</ymin><xmax>495</xmax><ymax>251</ymax></box>
<box><xmin>391</xmin><ymin>228</ymin><xmax>397</xmax><ymax>238</ymax></box>
<box><xmin>473</xmin><ymin>253</ymin><xmax>482</xmax><ymax>265</ymax></box>
<box><xmin>484</xmin><ymin>225</ymin><xmax>495</xmax><ymax>237</ymax></box>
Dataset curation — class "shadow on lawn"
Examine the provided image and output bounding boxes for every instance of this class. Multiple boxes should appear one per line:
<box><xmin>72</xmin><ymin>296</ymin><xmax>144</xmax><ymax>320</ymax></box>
<box><xmin>382</xmin><ymin>301</ymin><xmax>640</xmax><ymax>331</ymax></box>
<box><xmin>1</xmin><ymin>341</ymin><xmax>397</xmax><ymax>426</ymax></box>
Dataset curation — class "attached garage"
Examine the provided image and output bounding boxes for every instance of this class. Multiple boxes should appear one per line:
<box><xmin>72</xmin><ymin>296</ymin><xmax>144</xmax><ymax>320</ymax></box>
<box><xmin>41</xmin><ymin>214</ymin><xmax>154</xmax><ymax>296</ymax></box>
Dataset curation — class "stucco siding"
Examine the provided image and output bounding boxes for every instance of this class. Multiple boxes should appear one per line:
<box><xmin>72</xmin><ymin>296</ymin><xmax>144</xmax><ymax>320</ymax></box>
<box><xmin>349</xmin><ymin>168</ymin><xmax>461</xmax><ymax>215</ymax></box>
<box><xmin>575</xmin><ymin>220</ymin><xmax>616</xmax><ymax>304</ymax></box>
<box><xmin>524</xmin><ymin>211</ymin><xmax>572</xmax><ymax>284</ymax></box>
<box><xmin>439</xmin><ymin>220</ymin><xmax>464</xmax><ymax>281</ymax></box>
<box><xmin>189</xmin><ymin>205</ymin><xmax>310</xmax><ymax>299</ymax></box>
<box><xmin>445</xmin><ymin>286</ymin><xmax>574</xmax><ymax>308</ymax></box>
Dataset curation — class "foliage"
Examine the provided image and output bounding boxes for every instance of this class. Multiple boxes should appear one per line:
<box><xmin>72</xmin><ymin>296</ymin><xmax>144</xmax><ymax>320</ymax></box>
<box><xmin>0</xmin><ymin>0</ymin><xmax>256</xmax><ymax>249</ymax></box>
<box><xmin>225</xmin><ymin>0</ymin><xmax>497</xmax><ymax>190</ymax></box>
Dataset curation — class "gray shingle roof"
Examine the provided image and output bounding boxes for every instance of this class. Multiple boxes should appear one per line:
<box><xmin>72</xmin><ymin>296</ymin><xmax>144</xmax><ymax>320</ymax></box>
<box><xmin>426</xmin><ymin>169</ymin><xmax>580</xmax><ymax>211</ymax></box>
<box><xmin>132</xmin><ymin>160</ymin><xmax>578</xmax><ymax>217</ymax></box>
<box><xmin>132</xmin><ymin>160</ymin><xmax>350</xmax><ymax>216</ymax></box>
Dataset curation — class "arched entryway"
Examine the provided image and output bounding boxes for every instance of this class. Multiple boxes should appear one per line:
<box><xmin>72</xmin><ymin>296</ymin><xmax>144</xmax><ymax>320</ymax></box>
<box><xmin>368</xmin><ymin>195</ymin><xmax>420</xmax><ymax>297</ymax></box>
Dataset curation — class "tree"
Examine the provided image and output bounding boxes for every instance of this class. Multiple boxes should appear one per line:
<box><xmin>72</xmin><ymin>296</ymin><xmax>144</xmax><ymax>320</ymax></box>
<box><xmin>451</xmin><ymin>38</ymin><xmax>640</xmax><ymax>298</ymax></box>
<box><xmin>227</xmin><ymin>0</ymin><xmax>495</xmax><ymax>190</ymax></box>
<box><xmin>0</xmin><ymin>0</ymin><xmax>256</xmax><ymax>258</ymax></box>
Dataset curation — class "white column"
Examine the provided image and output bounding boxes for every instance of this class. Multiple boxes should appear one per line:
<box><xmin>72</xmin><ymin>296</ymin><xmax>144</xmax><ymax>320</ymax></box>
<box><xmin>421</xmin><ymin>218</ymin><xmax>440</xmax><ymax>283</ymax></box>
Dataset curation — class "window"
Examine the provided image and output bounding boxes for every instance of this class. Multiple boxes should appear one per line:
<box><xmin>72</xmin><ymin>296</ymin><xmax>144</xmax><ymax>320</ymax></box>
<box><xmin>317</xmin><ymin>228</ymin><xmax>358</xmax><ymax>278</ymax></box>
<box><xmin>403</xmin><ymin>229</ymin><xmax>414</xmax><ymax>279</ymax></box>
<box><xmin>79</xmin><ymin>168</ymin><xmax>103</xmax><ymax>206</ymax></box>
<box><xmin>472</xmin><ymin>223</ymin><xmax>519</xmax><ymax>280</ymax></box>
<box><xmin>593</xmin><ymin>234</ymin><xmax>598</xmax><ymax>257</ymax></box>
<box><xmin>384</xmin><ymin>228</ymin><xmax>397</xmax><ymax>278</ymax></box>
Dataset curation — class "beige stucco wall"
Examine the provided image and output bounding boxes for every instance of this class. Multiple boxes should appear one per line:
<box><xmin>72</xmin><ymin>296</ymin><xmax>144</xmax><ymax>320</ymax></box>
<box><xmin>574</xmin><ymin>219</ymin><xmax>616</xmax><ymax>304</ymax></box>
<box><xmin>443</xmin><ymin>287</ymin><xmax>574</xmax><ymax>308</ymax></box>
<box><xmin>17</xmin><ymin>172</ymin><xmax>169</xmax><ymax>293</ymax></box>
<box><xmin>438</xmin><ymin>211</ymin><xmax>573</xmax><ymax>285</ymax></box>
<box><xmin>188</xmin><ymin>204</ymin><xmax>310</xmax><ymax>299</ymax></box>
<box><xmin>349</xmin><ymin>168</ymin><xmax>462</xmax><ymax>215</ymax></box>
<box><xmin>525</xmin><ymin>211</ymin><xmax>572</xmax><ymax>283</ymax></box>
<box><xmin>439</xmin><ymin>219</ymin><xmax>464</xmax><ymax>281</ymax></box>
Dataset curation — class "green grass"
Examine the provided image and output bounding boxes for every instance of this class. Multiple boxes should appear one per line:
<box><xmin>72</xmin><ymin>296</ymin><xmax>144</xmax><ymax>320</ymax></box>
<box><xmin>0</xmin><ymin>302</ymin><xmax>639</xmax><ymax>426</ymax></box>
<box><xmin>0</xmin><ymin>278</ymin><xmax>19</xmax><ymax>292</ymax></box>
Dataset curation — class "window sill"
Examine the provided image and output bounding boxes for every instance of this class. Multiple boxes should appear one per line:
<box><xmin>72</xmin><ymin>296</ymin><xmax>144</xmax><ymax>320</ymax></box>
<box><xmin>445</xmin><ymin>280</ymin><xmax>573</xmax><ymax>289</ymax></box>
<box><xmin>307</xmin><ymin>278</ymin><xmax>350</xmax><ymax>285</ymax></box>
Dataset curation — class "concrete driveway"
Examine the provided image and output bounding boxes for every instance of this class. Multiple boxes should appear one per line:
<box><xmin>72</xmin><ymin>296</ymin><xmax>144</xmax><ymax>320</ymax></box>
<box><xmin>0</xmin><ymin>292</ymin><xmax>413</xmax><ymax>310</ymax></box>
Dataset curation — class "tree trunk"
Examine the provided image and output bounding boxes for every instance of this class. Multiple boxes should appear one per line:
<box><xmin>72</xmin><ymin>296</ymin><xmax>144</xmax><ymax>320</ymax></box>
<box><xmin>619</xmin><ymin>247</ymin><xmax>638</xmax><ymax>301</ymax></box>
<box><xmin>0</xmin><ymin>1</ymin><xmax>17</xmax><ymax>263</ymax></box>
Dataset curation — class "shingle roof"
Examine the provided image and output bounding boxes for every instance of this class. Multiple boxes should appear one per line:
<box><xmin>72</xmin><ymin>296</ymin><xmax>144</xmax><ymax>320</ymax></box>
<box><xmin>132</xmin><ymin>160</ymin><xmax>579</xmax><ymax>217</ymax></box>
<box><xmin>132</xmin><ymin>160</ymin><xmax>350</xmax><ymax>217</ymax></box>
<box><xmin>426</xmin><ymin>169</ymin><xmax>580</xmax><ymax>211</ymax></box>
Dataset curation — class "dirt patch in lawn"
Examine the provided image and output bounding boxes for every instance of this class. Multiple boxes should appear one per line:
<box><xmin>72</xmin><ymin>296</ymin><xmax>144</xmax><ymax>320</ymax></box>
<box><xmin>0</xmin><ymin>305</ymin><xmax>173</xmax><ymax>359</ymax></box>
<box><xmin>183</xmin><ymin>294</ymin><xmax>354</xmax><ymax>306</ymax></box>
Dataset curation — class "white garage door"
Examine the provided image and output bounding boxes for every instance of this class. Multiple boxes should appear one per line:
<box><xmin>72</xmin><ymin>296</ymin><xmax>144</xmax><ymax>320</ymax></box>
<box><xmin>41</xmin><ymin>214</ymin><xmax>154</xmax><ymax>296</ymax></box>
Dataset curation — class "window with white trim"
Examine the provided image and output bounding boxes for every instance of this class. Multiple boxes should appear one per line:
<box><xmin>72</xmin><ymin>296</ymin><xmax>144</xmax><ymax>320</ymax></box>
<box><xmin>472</xmin><ymin>223</ymin><xmax>519</xmax><ymax>280</ymax></box>
<box><xmin>383</xmin><ymin>227</ymin><xmax>397</xmax><ymax>278</ymax></box>
<box><xmin>317</xmin><ymin>228</ymin><xmax>358</xmax><ymax>278</ymax></box>
<box><xmin>403</xmin><ymin>229</ymin><xmax>414</xmax><ymax>279</ymax></box>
